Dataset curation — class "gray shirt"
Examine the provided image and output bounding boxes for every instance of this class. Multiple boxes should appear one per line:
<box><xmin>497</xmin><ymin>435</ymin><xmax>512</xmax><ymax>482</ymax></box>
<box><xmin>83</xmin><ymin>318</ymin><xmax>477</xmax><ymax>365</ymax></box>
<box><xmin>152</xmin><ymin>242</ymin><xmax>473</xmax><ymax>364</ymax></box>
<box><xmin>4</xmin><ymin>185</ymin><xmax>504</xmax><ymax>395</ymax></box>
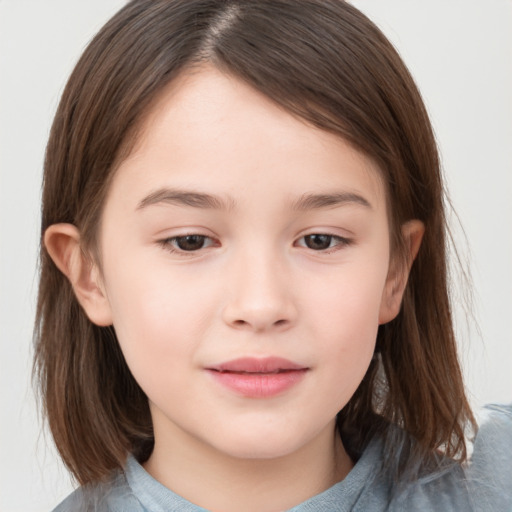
<box><xmin>53</xmin><ymin>404</ymin><xmax>512</xmax><ymax>511</ymax></box>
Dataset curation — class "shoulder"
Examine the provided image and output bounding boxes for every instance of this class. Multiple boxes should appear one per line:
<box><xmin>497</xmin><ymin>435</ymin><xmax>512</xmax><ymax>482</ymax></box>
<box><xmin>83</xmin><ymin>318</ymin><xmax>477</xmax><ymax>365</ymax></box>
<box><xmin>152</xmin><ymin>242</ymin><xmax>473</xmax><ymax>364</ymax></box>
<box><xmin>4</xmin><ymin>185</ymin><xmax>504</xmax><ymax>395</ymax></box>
<box><xmin>380</xmin><ymin>405</ymin><xmax>512</xmax><ymax>511</ymax></box>
<box><xmin>383</xmin><ymin>460</ymin><xmax>472</xmax><ymax>511</ymax></box>
<box><xmin>471</xmin><ymin>403</ymin><xmax>512</xmax><ymax>479</ymax></box>
<box><xmin>52</xmin><ymin>470</ymin><xmax>145</xmax><ymax>512</ymax></box>
<box><xmin>400</xmin><ymin>403</ymin><xmax>512</xmax><ymax>511</ymax></box>
<box><xmin>466</xmin><ymin>403</ymin><xmax>512</xmax><ymax>511</ymax></box>
<box><xmin>473</xmin><ymin>403</ymin><xmax>512</xmax><ymax>451</ymax></box>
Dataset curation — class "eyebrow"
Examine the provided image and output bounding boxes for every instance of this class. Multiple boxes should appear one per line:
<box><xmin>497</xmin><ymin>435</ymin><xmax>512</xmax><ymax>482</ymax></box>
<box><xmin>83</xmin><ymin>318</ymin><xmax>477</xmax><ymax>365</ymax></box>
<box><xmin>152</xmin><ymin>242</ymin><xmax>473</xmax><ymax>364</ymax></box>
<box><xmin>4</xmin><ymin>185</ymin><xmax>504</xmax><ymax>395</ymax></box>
<box><xmin>137</xmin><ymin>188</ymin><xmax>234</xmax><ymax>211</ymax></box>
<box><xmin>291</xmin><ymin>192</ymin><xmax>372</xmax><ymax>211</ymax></box>
<box><xmin>136</xmin><ymin>188</ymin><xmax>372</xmax><ymax>212</ymax></box>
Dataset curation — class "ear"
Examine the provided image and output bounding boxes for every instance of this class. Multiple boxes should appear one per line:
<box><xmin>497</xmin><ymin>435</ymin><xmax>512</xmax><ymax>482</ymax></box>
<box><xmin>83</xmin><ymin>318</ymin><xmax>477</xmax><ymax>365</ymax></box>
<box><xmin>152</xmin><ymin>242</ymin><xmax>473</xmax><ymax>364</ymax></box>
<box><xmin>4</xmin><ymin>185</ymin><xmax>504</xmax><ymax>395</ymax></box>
<box><xmin>44</xmin><ymin>223</ymin><xmax>113</xmax><ymax>326</ymax></box>
<box><xmin>379</xmin><ymin>220</ymin><xmax>425</xmax><ymax>325</ymax></box>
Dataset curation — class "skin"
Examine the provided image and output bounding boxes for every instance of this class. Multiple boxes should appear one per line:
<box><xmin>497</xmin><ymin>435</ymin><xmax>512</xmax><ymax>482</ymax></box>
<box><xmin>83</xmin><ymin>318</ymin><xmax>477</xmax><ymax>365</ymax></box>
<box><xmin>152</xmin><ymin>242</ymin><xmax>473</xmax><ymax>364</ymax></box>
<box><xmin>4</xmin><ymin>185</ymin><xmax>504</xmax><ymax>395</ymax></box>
<box><xmin>46</xmin><ymin>66</ymin><xmax>424</xmax><ymax>512</ymax></box>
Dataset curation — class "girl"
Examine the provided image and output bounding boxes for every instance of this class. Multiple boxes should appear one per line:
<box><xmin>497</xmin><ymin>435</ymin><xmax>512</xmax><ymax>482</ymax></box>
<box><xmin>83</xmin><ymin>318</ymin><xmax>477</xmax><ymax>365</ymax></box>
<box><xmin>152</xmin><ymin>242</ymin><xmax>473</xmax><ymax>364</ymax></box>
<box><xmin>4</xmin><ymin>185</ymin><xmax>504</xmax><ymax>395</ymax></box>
<box><xmin>34</xmin><ymin>1</ymin><xmax>511</xmax><ymax>510</ymax></box>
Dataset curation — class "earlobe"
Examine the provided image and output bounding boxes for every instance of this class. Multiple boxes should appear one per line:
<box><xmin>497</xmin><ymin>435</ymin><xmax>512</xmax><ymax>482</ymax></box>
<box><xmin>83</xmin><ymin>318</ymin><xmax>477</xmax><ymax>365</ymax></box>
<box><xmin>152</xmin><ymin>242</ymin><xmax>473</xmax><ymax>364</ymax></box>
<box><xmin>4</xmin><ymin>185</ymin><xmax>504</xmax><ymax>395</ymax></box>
<box><xmin>379</xmin><ymin>220</ymin><xmax>425</xmax><ymax>324</ymax></box>
<box><xmin>44</xmin><ymin>223</ymin><xmax>113</xmax><ymax>326</ymax></box>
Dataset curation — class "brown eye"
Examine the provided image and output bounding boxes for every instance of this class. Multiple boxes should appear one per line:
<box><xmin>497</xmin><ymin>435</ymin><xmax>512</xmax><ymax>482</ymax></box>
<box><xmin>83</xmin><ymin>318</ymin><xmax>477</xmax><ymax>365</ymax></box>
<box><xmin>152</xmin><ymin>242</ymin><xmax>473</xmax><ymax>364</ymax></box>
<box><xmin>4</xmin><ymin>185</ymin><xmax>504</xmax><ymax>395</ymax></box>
<box><xmin>175</xmin><ymin>235</ymin><xmax>208</xmax><ymax>251</ymax></box>
<box><xmin>160</xmin><ymin>234</ymin><xmax>217</xmax><ymax>255</ymax></box>
<box><xmin>303</xmin><ymin>234</ymin><xmax>333</xmax><ymax>250</ymax></box>
<box><xmin>296</xmin><ymin>233</ymin><xmax>351</xmax><ymax>253</ymax></box>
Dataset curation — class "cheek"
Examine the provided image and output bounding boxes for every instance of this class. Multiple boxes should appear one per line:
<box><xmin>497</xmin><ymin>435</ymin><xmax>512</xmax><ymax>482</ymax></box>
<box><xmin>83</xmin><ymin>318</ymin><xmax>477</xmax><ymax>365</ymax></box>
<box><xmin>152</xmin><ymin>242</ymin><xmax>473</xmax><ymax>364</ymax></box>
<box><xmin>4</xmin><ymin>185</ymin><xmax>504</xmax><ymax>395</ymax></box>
<box><xmin>102</xmin><ymin>255</ymin><xmax>217</xmax><ymax>374</ymax></box>
<box><xmin>302</xmin><ymin>260</ymin><xmax>387</xmax><ymax>394</ymax></box>
<box><xmin>305</xmin><ymin>258</ymin><xmax>387</xmax><ymax>338</ymax></box>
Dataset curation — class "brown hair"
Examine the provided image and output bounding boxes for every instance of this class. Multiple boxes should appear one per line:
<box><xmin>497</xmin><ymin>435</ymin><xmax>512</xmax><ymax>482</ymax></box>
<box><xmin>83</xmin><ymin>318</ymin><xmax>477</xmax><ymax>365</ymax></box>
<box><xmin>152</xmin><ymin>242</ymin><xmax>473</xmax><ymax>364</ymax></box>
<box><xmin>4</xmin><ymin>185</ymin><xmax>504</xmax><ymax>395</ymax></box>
<box><xmin>34</xmin><ymin>0</ymin><xmax>475</xmax><ymax>485</ymax></box>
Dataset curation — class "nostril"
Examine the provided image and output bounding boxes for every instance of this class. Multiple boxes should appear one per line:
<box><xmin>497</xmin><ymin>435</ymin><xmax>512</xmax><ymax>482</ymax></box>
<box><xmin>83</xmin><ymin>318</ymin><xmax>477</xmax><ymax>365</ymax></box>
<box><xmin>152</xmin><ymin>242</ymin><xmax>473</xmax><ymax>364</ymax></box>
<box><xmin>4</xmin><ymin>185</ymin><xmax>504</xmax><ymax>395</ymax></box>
<box><xmin>229</xmin><ymin>318</ymin><xmax>289</xmax><ymax>330</ymax></box>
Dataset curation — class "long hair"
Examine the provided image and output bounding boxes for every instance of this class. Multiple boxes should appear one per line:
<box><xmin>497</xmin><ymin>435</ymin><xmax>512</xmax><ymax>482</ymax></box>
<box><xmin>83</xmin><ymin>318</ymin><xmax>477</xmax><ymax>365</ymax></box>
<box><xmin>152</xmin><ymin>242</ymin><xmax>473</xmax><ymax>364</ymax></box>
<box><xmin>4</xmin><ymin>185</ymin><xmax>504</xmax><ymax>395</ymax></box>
<box><xmin>34</xmin><ymin>0</ymin><xmax>475</xmax><ymax>485</ymax></box>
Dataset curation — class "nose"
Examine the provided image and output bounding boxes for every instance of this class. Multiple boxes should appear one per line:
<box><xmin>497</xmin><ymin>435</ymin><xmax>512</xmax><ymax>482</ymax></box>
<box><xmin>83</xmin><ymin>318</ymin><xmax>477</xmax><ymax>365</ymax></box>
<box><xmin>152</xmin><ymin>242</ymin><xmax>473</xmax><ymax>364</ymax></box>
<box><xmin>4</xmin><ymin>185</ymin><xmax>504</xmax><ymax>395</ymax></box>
<box><xmin>221</xmin><ymin>249</ymin><xmax>297</xmax><ymax>333</ymax></box>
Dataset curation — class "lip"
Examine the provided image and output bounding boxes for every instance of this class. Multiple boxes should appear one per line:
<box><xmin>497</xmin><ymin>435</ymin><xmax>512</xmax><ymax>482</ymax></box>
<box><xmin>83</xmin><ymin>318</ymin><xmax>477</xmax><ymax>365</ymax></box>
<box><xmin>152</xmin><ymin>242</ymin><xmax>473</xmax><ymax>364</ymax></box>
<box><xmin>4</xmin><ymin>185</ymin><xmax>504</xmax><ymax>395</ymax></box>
<box><xmin>205</xmin><ymin>357</ymin><xmax>309</xmax><ymax>398</ymax></box>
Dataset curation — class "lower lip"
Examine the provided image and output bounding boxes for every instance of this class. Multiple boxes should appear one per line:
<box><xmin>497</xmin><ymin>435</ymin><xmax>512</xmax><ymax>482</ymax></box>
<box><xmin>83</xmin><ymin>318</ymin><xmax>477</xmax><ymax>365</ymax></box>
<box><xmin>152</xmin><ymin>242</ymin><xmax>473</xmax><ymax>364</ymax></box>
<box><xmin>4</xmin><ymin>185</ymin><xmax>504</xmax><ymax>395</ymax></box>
<box><xmin>206</xmin><ymin>369</ymin><xmax>308</xmax><ymax>398</ymax></box>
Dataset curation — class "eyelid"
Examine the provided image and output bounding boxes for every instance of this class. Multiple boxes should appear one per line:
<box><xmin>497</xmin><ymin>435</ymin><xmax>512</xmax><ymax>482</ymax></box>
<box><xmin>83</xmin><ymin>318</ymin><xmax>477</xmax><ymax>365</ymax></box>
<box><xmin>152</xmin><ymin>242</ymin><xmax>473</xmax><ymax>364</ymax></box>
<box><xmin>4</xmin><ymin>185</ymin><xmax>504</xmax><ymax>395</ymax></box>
<box><xmin>294</xmin><ymin>232</ymin><xmax>353</xmax><ymax>253</ymax></box>
<box><xmin>158</xmin><ymin>233</ymin><xmax>219</xmax><ymax>256</ymax></box>
<box><xmin>155</xmin><ymin>229</ymin><xmax>353</xmax><ymax>256</ymax></box>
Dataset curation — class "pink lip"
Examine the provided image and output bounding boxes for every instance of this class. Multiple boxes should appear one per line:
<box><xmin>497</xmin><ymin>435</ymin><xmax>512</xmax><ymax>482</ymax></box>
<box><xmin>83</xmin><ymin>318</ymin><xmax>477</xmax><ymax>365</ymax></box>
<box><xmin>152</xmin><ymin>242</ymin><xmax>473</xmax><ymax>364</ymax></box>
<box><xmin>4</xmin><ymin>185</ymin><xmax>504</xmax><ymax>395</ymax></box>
<box><xmin>205</xmin><ymin>357</ymin><xmax>308</xmax><ymax>398</ymax></box>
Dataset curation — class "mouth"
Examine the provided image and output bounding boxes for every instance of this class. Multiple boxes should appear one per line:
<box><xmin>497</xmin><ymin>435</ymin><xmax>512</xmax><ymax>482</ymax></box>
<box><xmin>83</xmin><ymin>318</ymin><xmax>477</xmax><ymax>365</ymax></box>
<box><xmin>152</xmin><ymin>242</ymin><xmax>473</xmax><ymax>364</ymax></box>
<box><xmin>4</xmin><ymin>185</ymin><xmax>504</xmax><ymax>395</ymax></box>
<box><xmin>207</xmin><ymin>356</ymin><xmax>308</xmax><ymax>374</ymax></box>
<box><xmin>205</xmin><ymin>357</ymin><xmax>309</xmax><ymax>398</ymax></box>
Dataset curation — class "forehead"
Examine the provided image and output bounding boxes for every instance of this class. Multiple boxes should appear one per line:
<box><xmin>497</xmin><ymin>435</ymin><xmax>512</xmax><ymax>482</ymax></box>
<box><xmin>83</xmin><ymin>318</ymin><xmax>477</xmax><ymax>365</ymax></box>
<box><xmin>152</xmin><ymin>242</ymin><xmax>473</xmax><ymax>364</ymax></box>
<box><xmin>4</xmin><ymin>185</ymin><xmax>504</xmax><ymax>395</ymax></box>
<box><xmin>108</xmin><ymin>65</ymin><xmax>386</xmax><ymax>214</ymax></box>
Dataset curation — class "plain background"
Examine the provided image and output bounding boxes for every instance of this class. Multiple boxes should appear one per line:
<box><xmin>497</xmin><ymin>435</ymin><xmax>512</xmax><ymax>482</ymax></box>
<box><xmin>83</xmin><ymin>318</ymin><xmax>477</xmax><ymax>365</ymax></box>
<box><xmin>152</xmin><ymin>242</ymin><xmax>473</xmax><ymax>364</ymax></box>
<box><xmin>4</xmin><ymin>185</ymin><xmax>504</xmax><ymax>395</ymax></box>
<box><xmin>1</xmin><ymin>1</ymin><xmax>511</xmax><ymax>510</ymax></box>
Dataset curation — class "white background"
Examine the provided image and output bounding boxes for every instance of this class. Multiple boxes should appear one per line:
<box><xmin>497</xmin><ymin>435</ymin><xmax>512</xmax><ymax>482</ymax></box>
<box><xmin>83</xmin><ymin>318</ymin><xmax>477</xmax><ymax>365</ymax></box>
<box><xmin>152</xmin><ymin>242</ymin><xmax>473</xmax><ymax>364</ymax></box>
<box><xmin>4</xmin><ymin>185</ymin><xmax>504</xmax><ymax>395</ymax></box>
<box><xmin>1</xmin><ymin>1</ymin><xmax>511</xmax><ymax>510</ymax></box>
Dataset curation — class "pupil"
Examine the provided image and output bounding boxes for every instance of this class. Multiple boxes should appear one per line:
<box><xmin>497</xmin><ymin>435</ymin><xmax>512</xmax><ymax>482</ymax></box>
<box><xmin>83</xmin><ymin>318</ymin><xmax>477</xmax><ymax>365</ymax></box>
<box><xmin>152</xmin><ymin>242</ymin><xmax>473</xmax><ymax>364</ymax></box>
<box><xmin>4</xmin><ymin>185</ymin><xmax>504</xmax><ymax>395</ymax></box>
<box><xmin>177</xmin><ymin>235</ymin><xmax>205</xmax><ymax>251</ymax></box>
<box><xmin>305</xmin><ymin>234</ymin><xmax>331</xmax><ymax>250</ymax></box>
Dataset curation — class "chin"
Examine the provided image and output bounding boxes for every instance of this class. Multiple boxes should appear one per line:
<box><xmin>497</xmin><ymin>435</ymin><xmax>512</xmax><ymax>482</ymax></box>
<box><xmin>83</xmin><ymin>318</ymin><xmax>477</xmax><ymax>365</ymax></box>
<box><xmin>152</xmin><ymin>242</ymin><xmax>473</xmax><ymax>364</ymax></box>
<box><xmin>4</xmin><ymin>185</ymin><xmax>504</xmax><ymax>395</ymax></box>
<box><xmin>209</xmin><ymin>428</ymin><xmax>312</xmax><ymax>461</ymax></box>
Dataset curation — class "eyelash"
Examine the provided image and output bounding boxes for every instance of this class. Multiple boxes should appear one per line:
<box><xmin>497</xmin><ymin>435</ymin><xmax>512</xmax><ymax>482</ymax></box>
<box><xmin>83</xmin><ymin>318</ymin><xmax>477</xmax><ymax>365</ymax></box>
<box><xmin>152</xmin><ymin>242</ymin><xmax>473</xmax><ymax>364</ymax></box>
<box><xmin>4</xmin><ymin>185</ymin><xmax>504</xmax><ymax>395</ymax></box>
<box><xmin>159</xmin><ymin>235</ymin><xmax>217</xmax><ymax>254</ymax></box>
<box><xmin>295</xmin><ymin>234</ymin><xmax>352</xmax><ymax>253</ymax></box>
<box><xmin>158</xmin><ymin>233</ymin><xmax>352</xmax><ymax>256</ymax></box>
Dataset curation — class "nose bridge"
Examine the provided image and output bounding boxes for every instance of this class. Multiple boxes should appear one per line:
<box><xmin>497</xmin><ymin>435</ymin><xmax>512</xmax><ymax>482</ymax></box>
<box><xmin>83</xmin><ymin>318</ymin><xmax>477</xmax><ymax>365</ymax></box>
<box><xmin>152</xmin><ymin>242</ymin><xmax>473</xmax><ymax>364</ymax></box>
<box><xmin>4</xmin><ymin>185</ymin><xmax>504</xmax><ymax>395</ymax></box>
<box><xmin>222</xmin><ymin>240</ymin><xmax>295</xmax><ymax>332</ymax></box>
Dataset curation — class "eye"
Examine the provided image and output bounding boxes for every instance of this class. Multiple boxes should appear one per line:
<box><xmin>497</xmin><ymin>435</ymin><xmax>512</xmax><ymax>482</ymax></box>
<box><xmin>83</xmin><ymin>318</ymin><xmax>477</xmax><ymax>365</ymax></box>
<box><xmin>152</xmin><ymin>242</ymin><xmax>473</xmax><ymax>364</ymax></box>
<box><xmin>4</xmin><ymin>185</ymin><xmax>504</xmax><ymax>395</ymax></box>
<box><xmin>162</xmin><ymin>234</ymin><xmax>216</xmax><ymax>253</ymax></box>
<box><xmin>297</xmin><ymin>234</ymin><xmax>351</xmax><ymax>251</ymax></box>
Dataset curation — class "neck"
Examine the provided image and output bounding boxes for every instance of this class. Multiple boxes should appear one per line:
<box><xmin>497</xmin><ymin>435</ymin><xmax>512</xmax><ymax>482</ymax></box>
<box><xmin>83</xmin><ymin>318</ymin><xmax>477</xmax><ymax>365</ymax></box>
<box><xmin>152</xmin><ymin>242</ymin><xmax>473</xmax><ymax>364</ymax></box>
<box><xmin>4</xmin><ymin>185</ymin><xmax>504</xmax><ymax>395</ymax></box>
<box><xmin>144</xmin><ymin>420</ymin><xmax>353</xmax><ymax>512</ymax></box>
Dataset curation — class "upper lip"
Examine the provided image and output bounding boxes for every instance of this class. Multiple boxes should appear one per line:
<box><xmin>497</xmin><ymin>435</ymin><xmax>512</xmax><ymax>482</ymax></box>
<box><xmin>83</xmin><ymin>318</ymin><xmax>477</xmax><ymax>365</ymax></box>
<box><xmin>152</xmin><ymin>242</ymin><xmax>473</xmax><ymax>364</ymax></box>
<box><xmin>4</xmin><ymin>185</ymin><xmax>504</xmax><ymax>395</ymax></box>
<box><xmin>207</xmin><ymin>357</ymin><xmax>308</xmax><ymax>373</ymax></box>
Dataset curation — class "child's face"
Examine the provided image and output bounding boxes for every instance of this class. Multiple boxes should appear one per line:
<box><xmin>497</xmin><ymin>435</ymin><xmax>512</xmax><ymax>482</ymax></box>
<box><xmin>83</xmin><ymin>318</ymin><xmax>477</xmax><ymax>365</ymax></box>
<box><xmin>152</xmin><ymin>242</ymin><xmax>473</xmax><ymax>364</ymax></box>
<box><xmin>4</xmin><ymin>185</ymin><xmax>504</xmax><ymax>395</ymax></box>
<box><xmin>92</xmin><ymin>67</ymin><xmax>402</xmax><ymax>460</ymax></box>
